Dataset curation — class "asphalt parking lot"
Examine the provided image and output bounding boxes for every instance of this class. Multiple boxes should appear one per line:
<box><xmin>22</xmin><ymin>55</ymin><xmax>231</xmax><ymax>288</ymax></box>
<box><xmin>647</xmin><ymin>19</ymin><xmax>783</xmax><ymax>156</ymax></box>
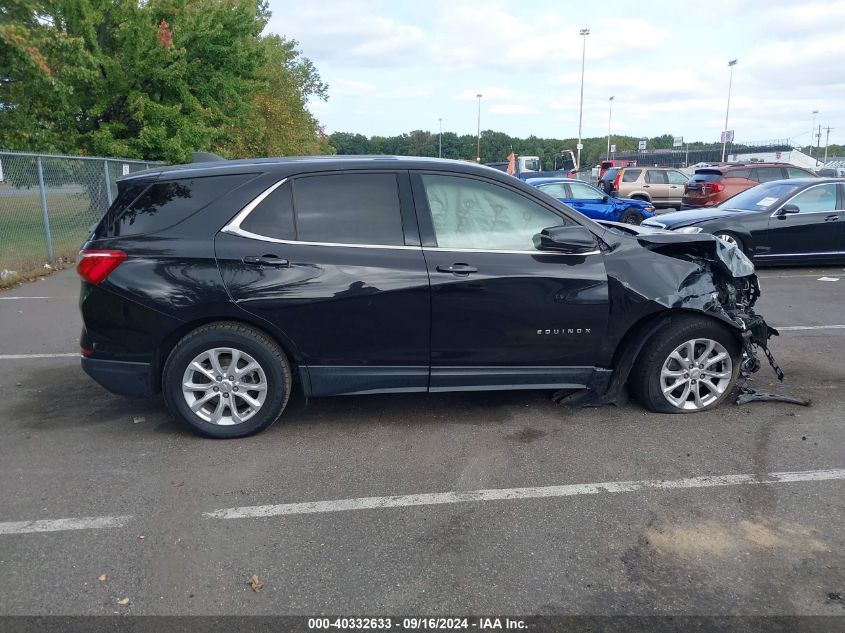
<box><xmin>0</xmin><ymin>267</ymin><xmax>843</xmax><ymax>617</ymax></box>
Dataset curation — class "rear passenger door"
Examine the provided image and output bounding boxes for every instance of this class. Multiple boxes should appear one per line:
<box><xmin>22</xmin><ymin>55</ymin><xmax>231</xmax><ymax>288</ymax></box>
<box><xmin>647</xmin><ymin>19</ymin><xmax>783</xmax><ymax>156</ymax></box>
<box><xmin>643</xmin><ymin>170</ymin><xmax>671</xmax><ymax>203</ymax></box>
<box><xmin>215</xmin><ymin>170</ymin><xmax>431</xmax><ymax>397</ymax></box>
<box><xmin>665</xmin><ymin>170</ymin><xmax>688</xmax><ymax>206</ymax></box>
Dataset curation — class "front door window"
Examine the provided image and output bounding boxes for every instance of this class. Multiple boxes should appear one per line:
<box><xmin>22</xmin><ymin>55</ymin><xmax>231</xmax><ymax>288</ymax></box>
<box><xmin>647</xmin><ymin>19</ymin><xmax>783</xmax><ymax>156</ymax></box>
<box><xmin>421</xmin><ymin>174</ymin><xmax>567</xmax><ymax>251</ymax></box>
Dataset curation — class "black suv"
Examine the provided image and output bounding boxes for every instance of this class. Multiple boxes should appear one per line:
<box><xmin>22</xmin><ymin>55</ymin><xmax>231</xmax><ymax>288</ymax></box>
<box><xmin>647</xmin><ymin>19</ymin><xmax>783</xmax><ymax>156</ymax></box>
<box><xmin>78</xmin><ymin>156</ymin><xmax>778</xmax><ymax>438</ymax></box>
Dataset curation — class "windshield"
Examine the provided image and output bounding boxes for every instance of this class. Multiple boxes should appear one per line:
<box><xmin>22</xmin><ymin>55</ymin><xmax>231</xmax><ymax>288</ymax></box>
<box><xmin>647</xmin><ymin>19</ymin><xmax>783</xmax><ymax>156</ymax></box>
<box><xmin>522</xmin><ymin>157</ymin><xmax>541</xmax><ymax>172</ymax></box>
<box><xmin>717</xmin><ymin>182</ymin><xmax>802</xmax><ymax>211</ymax></box>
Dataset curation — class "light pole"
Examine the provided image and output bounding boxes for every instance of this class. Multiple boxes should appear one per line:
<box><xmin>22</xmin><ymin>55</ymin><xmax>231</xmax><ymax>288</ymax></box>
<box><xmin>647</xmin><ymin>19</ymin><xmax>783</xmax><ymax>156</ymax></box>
<box><xmin>438</xmin><ymin>117</ymin><xmax>443</xmax><ymax>158</ymax></box>
<box><xmin>720</xmin><ymin>59</ymin><xmax>738</xmax><ymax>163</ymax></box>
<box><xmin>476</xmin><ymin>94</ymin><xmax>482</xmax><ymax>162</ymax></box>
<box><xmin>810</xmin><ymin>110</ymin><xmax>819</xmax><ymax>158</ymax></box>
<box><xmin>606</xmin><ymin>96</ymin><xmax>614</xmax><ymax>161</ymax></box>
<box><xmin>577</xmin><ymin>28</ymin><xmax>590</xmax><ymax>170</ymax></box>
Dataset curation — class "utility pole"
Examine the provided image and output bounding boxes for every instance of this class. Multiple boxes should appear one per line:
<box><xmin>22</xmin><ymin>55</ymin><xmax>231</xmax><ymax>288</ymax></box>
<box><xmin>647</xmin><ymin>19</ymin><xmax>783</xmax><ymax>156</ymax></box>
<box><xmin>810</xmin><ymin>110</ymin><xmax>819</xmax><ymax>158</ymax></box>
<box><xmin>816</xmin><ymin>124</ymin><xmax>822</xmax><ymax>157</ymax></box>
<box><xmin>438</xmin><ymin>118</ymin><xmax>442</xmax><ymax>158</ymax></box>
<box><xmin>823</xmin><ymin>126</ymin><xmax>833</xmax><ymax>163</ymax></box>
<box><xmin>721</xmin><ymin>59</ymin><xmax>738</xmax><ymax>163</ymax></box>
<box><xmin>606</xmin><ymin>96</ymin><xmax>614</xmax><ymax>161</ymax></box>
<box><xmin>476</xmin><ymin>94</ymin><xmax>482</xmax><ymax>163</ymax></box>
<box><xmin>577</xmin><ymin>28</ymin><xmax>590</xmax><ymax>170</ymax></box>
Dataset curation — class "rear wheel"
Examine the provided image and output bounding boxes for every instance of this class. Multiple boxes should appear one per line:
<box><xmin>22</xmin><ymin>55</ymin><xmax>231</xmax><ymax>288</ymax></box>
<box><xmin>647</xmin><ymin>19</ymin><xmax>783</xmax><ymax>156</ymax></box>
<box><xmin>630</xmin><ymin>316</ymin><xmax>741</xmax><ymax>413</ymax></box>
<box><xmin>619</xmin><ymin>209</ymin><xmax>644</xmax><ymax>225</ymax></box>
<box><xmin>162</xmin><ymin>322</ymin><xmax>292</xmax><ymax>438</ymax></box>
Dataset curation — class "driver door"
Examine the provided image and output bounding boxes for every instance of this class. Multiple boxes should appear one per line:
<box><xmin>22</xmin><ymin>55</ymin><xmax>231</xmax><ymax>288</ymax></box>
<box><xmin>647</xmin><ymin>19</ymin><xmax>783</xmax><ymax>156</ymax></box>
<box><xmin>765</xmin><ymin>183</ymin><xmax>843</xmax><ymax>259</ymax></box>
<box><xmin>410</xmin><ymin>172</ymin><xmax>611</xmax><ymax>391</ymax></box>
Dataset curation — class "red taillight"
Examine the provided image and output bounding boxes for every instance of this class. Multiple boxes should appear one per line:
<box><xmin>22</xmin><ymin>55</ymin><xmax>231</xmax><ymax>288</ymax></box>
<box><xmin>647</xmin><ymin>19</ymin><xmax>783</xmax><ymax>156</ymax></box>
<box><xmin>80</xmin><ymin>347</ymin><xmax>94</xmax><ymax>357</ymax></box>
<box><xmin>612</xmin><ymin>171</ymin><xmax>622</xmax><ymax>191</ymax></box>
<box><xmin>704</xmin><ymin>182</ymin><xmax>725</xmax><ymax>195</ymax></box>
<box><xmin>76</xmin><ymin>249</ymin><xmax>127</xmax><ymax>285</ymax></box>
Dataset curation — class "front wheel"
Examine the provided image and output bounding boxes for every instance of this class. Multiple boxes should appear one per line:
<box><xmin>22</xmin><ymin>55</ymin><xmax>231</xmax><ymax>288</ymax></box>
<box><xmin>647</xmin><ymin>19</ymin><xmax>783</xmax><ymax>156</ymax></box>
<box><xmin>714</xmin><ymin>232</ymin><xmax>744</xmax><ymax>252</ymax></box>
<box><xmin>162</xmin><ymin>322</ymin><xmax>292</xmax><ymax>438</ymax></box>
<box><xmin>619</xmin><ymin>209</ymin><xmax>644</xmax><ymax>225</ymax></box>
<box><xmin>630</xmin><ymin>316</ymin><xmax>741</xmax><ymax>413</ymax></box>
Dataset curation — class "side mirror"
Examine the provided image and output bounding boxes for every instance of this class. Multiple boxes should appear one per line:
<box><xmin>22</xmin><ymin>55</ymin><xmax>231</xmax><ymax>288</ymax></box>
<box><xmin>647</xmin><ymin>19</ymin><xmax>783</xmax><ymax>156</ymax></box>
<box><xmin>601</xmin><ymin>195</ymin><xmax>609</xmax><ymax>203</ymax></box>
<box><xmin>776</xmin><ymin>203</ymin><xmax>799</xmax><ymax>217</ymax></box>
<box><xmin>534</xmin><ymin>225</ymin><xmax>598</xmax><ymax>254</ymax></box>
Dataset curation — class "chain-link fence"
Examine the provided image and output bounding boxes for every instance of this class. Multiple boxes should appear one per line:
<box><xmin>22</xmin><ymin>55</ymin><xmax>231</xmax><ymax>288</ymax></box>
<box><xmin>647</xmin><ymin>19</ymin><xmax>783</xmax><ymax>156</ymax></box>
<box><xmin>0</xmin><ymin>151</ymin><xmax>159</xmax><ymax>285</ymax></box>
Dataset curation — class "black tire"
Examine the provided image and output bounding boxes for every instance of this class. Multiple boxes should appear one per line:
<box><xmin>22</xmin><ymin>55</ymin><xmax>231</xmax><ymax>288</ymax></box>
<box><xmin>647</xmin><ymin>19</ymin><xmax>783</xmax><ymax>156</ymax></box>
<box><xmin>619</xmin><ymin>209</ymin><xmax>644</xmax><ymax>225</ymax></box>
<box><xmin>162</xmin><ymin>322</ymin><xmax>292</xmax><ymax>438</ymax></box>
<box><xmin>629</xmin><ymin>315</ymin><xmax>741</xmax><ymax>414</ymax></box>
<box><xmin>713</xmin><ymin>232</ymin><xmax>744</xmax><ymax>253</ymax></box>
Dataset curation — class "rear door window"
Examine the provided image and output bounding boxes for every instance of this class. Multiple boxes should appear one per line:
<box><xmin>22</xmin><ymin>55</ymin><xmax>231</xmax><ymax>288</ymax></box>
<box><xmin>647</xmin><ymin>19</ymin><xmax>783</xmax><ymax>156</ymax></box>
<box><xmin>725</xmin><ymin>169</ymin><xmax>751</xmax><ymax>179</ymax></box>
<box><xmin>646</xmin><ymin>170</ymin><xmax>668</xmax><ymax>184</ymax></box>
<box><xmin>752</xmin><ymin>168</ymin><xmax>785</xmax><ymax>183</ymax></box>
<box><xmin>293</xmin><ymin>173</ymin><xmax>404</xmax><ymax>246</ymax></box>
<box><xmin>666</xmin><ymin>171</ymin><xmax>688</xmax><ymax>185</ymax></box>
<box><xmin>96</xmin><ymin>174</ymin><xmax>251</xmax><ymax>238</ymax></box>
<box><xmin>621</xmin><ymin>169</ymin><xmax>642</xmax><ymax>182</ymax></box>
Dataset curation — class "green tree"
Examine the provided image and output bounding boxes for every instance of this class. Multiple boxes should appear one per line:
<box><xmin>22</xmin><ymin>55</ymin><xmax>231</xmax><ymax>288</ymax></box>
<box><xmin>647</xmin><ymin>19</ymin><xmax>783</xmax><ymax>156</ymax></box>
<box><xmin>0</xmin><ymin>0</ymin><xmax>328</xmax><ymax>162</ymax></box>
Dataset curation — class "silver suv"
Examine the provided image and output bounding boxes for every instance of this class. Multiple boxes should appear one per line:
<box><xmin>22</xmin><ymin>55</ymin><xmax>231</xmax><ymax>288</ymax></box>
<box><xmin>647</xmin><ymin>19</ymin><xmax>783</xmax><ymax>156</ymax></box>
<box><xmin>611</xmin><ymin>167</ymin><xmax>689</xmax><ymax>208</ymax></box>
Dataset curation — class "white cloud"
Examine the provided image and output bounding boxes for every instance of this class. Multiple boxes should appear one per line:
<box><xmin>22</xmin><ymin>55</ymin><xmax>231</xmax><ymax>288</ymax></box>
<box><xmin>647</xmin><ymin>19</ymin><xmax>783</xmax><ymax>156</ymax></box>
<box><xmin>489</xmin><ymin>103</ymin><xmax>539</xmax><ymax>115</ymax></box>
<box><xmin>457</xmin><ymin>87</ymin><xmax>514</xmax><ymax>101</ymax></box>
<box><xmin>331</xmin><ymin>79</ymin><xmax>377</xmax><ymax>96</ymax></box>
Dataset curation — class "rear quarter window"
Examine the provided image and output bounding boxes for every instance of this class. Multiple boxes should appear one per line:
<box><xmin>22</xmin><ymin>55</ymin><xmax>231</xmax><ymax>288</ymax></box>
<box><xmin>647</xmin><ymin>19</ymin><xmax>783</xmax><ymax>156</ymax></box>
<box><xmin>96</xmin><ymin>173</ymin><xmax>251</xmax><ymax>238</ymax></box>
<box><xmin>621</xmin><ymin>169</ymin><xmax>642</xmax><ymax>182</ymax></box>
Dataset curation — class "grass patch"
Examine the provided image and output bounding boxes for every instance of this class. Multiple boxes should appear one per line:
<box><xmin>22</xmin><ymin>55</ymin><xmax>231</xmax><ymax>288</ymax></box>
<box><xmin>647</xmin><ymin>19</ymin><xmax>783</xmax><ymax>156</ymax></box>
<box><xmin>0</xmin><ymin>191</ymin><xmax>101</xmax><ymax>285</ymax></box>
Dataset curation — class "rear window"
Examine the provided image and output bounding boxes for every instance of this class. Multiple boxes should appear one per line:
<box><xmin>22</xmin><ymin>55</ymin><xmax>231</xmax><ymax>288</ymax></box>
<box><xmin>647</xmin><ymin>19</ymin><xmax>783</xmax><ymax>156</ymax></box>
<box><xmin>621</xmin><ymin>169</ymin><xmax>641</xmax><ymax>182</ymax></box>
<box><xmin>601</xmin><ymin>168</ymin><xmax>618</xmax><ymax>181</ymax></box>
<box><xmin>96</xmin><ymin>174</ymin><xmax>250</xmax><ymax>238</ymax></box>
<box><xmin>816</xmin><ymin>168</ymin><xmax>835</xmax><ymax>178</ymax></box>
<box><xmin>690</xmin><ymin>170</ymin><xmax>724</xmax><ymax>183</ymax></box>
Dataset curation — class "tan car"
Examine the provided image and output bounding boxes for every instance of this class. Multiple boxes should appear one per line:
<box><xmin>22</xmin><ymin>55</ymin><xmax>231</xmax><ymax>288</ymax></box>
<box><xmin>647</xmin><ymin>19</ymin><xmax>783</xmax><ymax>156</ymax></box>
<box><xmin>601</xmin><ymin>167</ymin><xmax>689</xmax><ymax>208</ymax></box>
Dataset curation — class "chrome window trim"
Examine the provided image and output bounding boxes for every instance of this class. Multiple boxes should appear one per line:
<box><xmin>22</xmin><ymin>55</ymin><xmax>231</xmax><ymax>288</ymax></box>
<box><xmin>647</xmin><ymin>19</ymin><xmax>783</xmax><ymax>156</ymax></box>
<box><xmin>770</xmin><ymin>182</ymin><xmax>843</xmax><ymax>217</ymax></box>
<box><xmin>221</xmin><ymin>177</ymin><xmax>419</xmax><ymax>251</ymax></box>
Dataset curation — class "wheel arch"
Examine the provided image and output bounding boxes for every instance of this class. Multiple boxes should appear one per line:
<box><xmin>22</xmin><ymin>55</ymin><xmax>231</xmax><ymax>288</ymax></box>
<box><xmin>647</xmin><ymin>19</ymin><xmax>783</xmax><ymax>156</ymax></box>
<box><xmin>153</xmin><ymin>316</ymin><xmax>307</xmax><ymax>395</ymax></box>
<box><xmin>629</xmin><ymin>192</ymin><xmax>652</xmax><ymax>202</ymax></box>
<box><xmin>597</xmin><ymin>308</ymin><xmax>743</xmax><ymax>402</ymax></box>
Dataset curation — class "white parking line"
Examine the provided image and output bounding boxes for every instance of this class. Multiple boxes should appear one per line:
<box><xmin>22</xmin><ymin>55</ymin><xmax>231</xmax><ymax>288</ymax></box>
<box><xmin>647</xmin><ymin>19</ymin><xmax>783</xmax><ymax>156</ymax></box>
<box><xmin>0</xmin><ymin>515</ymin><xmax>132</xmax><ymax>535</ymax></box>
<box><xmin>0</xmin><ymin>296</ymin><xmax>55</xmax><ymax>300</ymax></box>
<box><xmin>775</xmin><ymin>325</ymin><xmax>845</xmax><ymax>331</ymax></box>
<box><xmin>203</xmin><ymin>468</ymin><xmax>845</xmax><ymax>520</ymax></box>
<box><xmin>0</xmin><ymin>353</ymin><xmax>79</xmax><ymax>359</ymax></box>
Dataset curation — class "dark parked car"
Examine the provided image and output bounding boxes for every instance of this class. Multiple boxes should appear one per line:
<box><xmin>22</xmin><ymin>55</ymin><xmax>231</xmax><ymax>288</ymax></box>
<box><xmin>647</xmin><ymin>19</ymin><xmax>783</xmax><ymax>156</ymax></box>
<box><xmin>643</xmin><ymin>178</ymin><xmax>845</xmax><ymax>264</ymax></box>
<box><xmin>525</xmin><ymin>177</ymin><xmax>654</xmax><ymax>224</ymax></box>
<box><xmin>77</xmin><ymin>156</ymin><xmax>778</xmax><ymax>438</ymax></box>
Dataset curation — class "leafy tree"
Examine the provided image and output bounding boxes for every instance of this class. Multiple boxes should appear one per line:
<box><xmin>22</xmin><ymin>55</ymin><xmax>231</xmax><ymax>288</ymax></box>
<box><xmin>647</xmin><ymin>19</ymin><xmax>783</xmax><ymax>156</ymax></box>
<box><xmin>0</xmin><ymin>0</ymin><xmax>328</xmax><ymax>162</ymax></box>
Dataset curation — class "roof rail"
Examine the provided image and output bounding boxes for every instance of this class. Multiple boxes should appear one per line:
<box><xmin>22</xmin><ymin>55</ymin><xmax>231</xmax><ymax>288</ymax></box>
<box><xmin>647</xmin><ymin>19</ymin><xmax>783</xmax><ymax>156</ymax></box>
<box><xmin>192</xmin><ymin>152</ymin><xmax>226</xmax><ymax>163</ymax></box>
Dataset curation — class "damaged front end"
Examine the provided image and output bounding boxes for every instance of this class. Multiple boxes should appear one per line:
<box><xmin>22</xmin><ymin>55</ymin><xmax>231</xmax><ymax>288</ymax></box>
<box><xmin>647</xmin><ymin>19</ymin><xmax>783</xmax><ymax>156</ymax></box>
<box><xmin>560</xmin><ymin>222</ymin><xmax>785</xmax><ymax>408</ymax></box>
<box><xmin>631</xmin><ymin>231</ymin><xmax>782</xmax><ymax>384</ymax></box>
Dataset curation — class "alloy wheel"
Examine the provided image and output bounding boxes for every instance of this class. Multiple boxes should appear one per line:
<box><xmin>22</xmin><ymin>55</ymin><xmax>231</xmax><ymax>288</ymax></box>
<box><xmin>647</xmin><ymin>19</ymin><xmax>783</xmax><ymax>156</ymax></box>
<box><xmin>660</xmin><ymin>338</ymin><xmax>733</xmax><ymax>411</ymax></box>
<box><xmin>715</xmin><ymin>233</ymin><xmax>739</xmax><ymax>249</ymax></box>
<box><xmin>181</xmin><ymin>347</ymin><xmax>268</xmax><ymax>425</ymax></box>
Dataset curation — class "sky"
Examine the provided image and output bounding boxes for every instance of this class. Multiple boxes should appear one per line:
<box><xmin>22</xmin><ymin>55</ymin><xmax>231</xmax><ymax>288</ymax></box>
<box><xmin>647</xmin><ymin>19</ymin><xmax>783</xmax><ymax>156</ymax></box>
<box><xmin>268</xmin><ymin>0</ymin><xmax>844</xmax><ymax>147</ymax></box>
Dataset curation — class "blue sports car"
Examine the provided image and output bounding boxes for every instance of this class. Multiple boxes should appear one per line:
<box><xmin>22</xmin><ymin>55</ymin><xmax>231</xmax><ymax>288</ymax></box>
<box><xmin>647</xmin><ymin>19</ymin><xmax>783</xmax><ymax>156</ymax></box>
<box><xmin>526</xmin><ymin>177</ymin><xmax>655</xmax><ymax>224</ymax></box>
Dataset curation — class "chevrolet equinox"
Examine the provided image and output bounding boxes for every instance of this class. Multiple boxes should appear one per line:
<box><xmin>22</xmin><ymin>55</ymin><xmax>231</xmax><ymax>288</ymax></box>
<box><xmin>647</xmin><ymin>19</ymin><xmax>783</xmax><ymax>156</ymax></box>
<box><xmin>77</xmin><ymin>156</ymin><xmax>778</xmax><ymax>438</ymax></box>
